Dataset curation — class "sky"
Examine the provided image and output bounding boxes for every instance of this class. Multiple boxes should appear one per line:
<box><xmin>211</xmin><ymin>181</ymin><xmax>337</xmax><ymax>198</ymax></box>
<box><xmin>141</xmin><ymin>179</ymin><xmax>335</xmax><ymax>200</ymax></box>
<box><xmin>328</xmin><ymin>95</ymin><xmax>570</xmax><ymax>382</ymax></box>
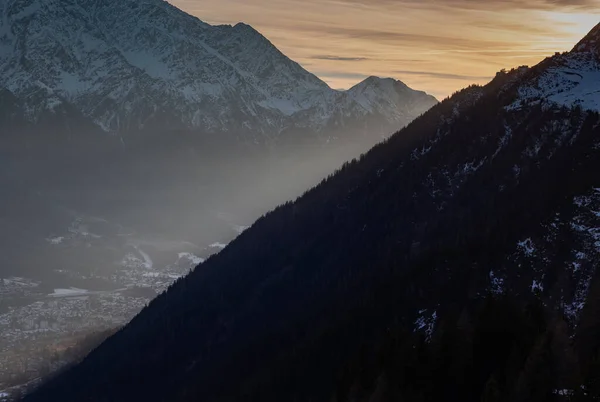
<box><xmin>169</xmin><ymin>0</ymin><xmax>600</xmax><ymax>99</ymax></box>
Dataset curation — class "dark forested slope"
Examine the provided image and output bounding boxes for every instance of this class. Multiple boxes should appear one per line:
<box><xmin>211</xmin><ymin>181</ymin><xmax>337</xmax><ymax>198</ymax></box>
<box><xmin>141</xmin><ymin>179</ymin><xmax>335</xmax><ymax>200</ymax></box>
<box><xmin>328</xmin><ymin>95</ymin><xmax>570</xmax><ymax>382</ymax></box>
<box><xmin>24</xmin><ymin>24</ymin><xmax>600</xmax><ymax>402</ymax></box>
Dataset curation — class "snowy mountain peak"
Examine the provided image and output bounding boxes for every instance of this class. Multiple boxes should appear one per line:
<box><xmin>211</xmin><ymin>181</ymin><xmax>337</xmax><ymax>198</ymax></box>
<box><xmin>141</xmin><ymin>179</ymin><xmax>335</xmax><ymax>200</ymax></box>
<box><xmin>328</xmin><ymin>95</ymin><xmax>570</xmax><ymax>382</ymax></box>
<box><xmin>346</xmin><ymin>76</ymin><xmax>437</xmax><ymax>117</ymax></box>
<box><xmin>352</xmin><ymin>76</ymin><xmax>407</xmax><ymax>91</ymax></box>
<box><xmin>0</xmin><ymin>0</ymin><xmax>437</xmax><ymax>141</ymax></box>
<box><xmin>572</xmin><ymin>22</ymin><xmax>600</xmax><ymax>55</ymax></box>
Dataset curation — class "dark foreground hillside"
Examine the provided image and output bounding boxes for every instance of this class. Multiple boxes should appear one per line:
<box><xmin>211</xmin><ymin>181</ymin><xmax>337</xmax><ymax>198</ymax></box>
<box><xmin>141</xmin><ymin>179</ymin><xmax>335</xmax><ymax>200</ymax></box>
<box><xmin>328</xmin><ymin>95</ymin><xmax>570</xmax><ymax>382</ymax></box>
<box><xmin>24</xmin><ymin>24</ymin><xmax>600</xmax><ymax>402</ymax></box>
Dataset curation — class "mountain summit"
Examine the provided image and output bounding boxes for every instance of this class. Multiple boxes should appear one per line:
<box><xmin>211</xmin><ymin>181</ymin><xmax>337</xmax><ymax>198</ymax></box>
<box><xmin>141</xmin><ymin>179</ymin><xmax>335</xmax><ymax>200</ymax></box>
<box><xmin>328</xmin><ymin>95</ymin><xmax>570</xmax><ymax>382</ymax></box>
<box><xmin>573</xmin><ymin>22</ymin><xmax>600</xmax><ymax>55</ymax></box>
<box><xmin>510</xmin><ymin>23</ymin><xmax>600</xmax><ymax>115</ymax></box>
<box><xmin>0</xmin><ymin>0</ymin><xmax>436</xmax><ymax>143</ymax></box>
<box><xmin>348</xmin><ymin>76</ymin><xmax>436</xmax><ymax>121</ymax></box>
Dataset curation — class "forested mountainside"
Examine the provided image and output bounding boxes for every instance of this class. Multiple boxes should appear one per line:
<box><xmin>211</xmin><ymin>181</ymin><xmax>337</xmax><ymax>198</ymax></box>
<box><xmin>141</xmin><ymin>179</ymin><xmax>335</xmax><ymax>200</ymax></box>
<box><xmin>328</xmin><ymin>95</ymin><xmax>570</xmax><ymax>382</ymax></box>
<box><xmin>0</xmin><ymin>0</ymin><xmax>436</xmax><ymax>146</ymax></box>
<box><xmin>23</xmin><ymin>21</ymin><xmax>600</xmax><ymax>402</ymax></box>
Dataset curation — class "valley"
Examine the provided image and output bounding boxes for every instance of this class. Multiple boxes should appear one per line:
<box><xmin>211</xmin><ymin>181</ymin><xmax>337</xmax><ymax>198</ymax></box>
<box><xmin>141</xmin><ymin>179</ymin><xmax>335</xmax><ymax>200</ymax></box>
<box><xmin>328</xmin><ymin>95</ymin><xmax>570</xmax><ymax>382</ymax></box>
<box><xmin>0</xmin><ymin>211</ymin><xmax>243</xmax><ymax>398</ymax></box>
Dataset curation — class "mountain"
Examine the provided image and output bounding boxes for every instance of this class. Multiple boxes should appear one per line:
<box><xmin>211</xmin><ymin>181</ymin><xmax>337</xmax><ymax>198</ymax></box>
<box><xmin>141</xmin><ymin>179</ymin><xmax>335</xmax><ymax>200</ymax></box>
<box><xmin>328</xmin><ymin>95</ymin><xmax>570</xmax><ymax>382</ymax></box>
<box><xmin>0</xmin><ymin>0</ymin><xmax>438</xmax><ymax>250</ymax></box>
<box><xmin>0</xmin><ymin>0</ymin><xmax>436</xmax><ymax>393</ymax></box>
<box><xmin>0</xmin><ymin>0</ymin><xmax>436</xmax><ymax>145</ymax></box>
<box><xmin>0</xmin><ymin>0</ymin><xmax>436</xmax><ymax>301</ymax></box>
<box><xmin>22</xmin><ymin>23</ymin><xmax>600</xmax><ymax>402</ymax></box>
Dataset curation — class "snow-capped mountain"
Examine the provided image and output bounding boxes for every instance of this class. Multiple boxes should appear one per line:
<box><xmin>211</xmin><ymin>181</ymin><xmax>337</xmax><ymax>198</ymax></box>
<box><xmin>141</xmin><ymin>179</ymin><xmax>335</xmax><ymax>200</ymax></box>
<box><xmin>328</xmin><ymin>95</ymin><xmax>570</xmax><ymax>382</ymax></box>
<box><xmin>347</xmin><ymin>76</ymin><xmax>435</xmax><ymax>117</ymax></box>
<box><xmin>0</xmin><ymin>0</ymin><xmax>436</xmax><ymax>143</ymax></box>
<box><xmin>506</xmin><ymin>28</ymin><xmax>600</xmax><ymax>114</ymax></box>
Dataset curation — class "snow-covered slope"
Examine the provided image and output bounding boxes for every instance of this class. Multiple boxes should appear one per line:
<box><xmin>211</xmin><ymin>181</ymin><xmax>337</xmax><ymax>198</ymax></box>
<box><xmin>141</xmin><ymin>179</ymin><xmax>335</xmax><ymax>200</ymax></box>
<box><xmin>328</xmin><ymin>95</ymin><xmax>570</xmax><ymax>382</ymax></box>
<box><xmin>508</xmin><ymin>26</ymin><xmax>600</xmax><ymax>113</ymax></box>
<box><xmin>0</xmin><ymin>0</ymin><xmax>437</xmax><ymax>143</ymax></box>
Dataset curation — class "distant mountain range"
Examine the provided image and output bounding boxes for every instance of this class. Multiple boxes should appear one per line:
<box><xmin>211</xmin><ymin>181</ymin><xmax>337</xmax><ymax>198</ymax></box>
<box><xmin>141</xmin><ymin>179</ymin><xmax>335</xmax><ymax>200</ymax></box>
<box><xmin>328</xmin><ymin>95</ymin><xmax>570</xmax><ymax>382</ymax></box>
<box><xmin>23</xmin><ymin>20</ymin><xmax>600</xmax><ymax>402</ymax></box>
<box><xmin>0</xmin><ymin>0</ymin><xmax>436</xmax><ymax>145</ymax></box>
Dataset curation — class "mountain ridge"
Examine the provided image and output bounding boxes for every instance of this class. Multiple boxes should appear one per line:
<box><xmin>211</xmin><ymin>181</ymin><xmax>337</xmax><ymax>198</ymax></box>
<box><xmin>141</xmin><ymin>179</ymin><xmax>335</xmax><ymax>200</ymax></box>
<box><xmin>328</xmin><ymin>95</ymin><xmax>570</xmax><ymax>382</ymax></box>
<box><xmin>573</xmin><ymin>22</ymin><xmax>600</xmax><ymax>55</ymax></box>
<box><xmin>0</xmin><ymin>0</ymin><xmax>437</xmax><ymax>143</ymax></box>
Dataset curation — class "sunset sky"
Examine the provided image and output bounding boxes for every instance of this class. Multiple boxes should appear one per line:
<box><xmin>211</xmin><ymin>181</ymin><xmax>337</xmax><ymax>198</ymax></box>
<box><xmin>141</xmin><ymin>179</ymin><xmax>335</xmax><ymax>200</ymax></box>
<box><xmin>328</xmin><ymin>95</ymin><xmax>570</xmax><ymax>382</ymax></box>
<box><xmin>170</xmin><ymin>0</ymin><xmax>600</xmax><ymax>99</ymax></box>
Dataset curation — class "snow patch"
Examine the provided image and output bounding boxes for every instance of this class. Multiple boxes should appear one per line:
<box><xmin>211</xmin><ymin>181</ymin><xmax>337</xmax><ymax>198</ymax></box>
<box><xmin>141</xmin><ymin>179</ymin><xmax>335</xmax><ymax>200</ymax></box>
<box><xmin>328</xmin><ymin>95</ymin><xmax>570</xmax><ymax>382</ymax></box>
<box><xmin>489</xmin><ymin>271</ymin><xmax>504</xmax><ymax>295</ymax></box>
<box><xmin>209</xmin><ymin>242</ymin><xmax>227</xmax><ymax>249</ymax></box>
<box><xmin>517</xmin><ymin>238</ymin><xmax>536</xmax><ymax>256</ymax></box>
<box><xmin>46</xmin><ymin>236</ymin><xmax>64</xmax><ymax>245</ymax></box>
<box><xmin>553</xmin><ymin>389</ymin><xmax>575</xmax><ymax>397</ymax></box>
<box><xmin>459</xmin><ymin>159</ymin><xmax>485</xmax><ymax>175</ymax></box>
<box><xmin>414</xmin><ymin>309</ymin><xmax>437</xmax><ymax>341</ymax></box>
<box><xmin>178</xmin><ymin>252</ymin><xmax>205</xmax><ymax>265</ymax></box>
<box><xmin>531</xmin><ymin>279</ymin><xmax>544</xmax><ymax>293</ymax></box>
<box><xmin>493</xmin><ymin>124</ymin><xmax>513</xmax><ymax>158</ymax></box>
<box><xmin>232</xmin><ymin>225</ymin><xmax>250</xmax><ymax>235</ymax></box>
